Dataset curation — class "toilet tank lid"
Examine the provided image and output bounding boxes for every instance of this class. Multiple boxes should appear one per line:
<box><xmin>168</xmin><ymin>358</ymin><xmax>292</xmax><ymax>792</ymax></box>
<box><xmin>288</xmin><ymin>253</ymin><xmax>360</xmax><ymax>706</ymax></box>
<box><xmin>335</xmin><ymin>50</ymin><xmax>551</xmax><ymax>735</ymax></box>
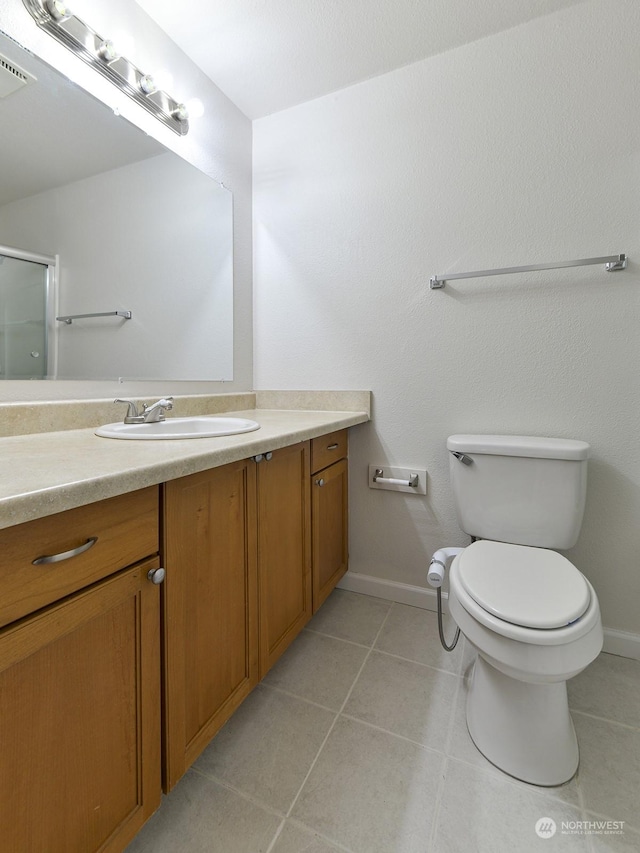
<box><xmin>447</xmin><ymin>435</ymin><xmax>590</xmax><ymax>461</ymax></box>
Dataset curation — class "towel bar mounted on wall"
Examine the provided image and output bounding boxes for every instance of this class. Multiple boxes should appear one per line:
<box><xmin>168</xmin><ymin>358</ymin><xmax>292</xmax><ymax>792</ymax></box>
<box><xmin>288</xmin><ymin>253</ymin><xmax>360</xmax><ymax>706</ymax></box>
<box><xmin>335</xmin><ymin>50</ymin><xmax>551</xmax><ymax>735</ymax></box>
<box><xmin>429</xmin><ymin>253</ymin><xmax>628</xmax><ymax>289</ymax></box>
<box><xmin>56</xmin><ymin>310</ymin><xmax>132</xmax><ymax>325</ymax></box>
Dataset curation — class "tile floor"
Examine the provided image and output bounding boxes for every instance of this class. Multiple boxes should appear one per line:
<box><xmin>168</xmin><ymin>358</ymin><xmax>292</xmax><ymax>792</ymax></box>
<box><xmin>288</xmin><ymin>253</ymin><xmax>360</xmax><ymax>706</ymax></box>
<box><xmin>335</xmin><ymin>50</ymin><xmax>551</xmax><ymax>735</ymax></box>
<box><xmin>126</xmin><ymin>590</ymin><xmax>640</xmax><ymax>853</ymax></box>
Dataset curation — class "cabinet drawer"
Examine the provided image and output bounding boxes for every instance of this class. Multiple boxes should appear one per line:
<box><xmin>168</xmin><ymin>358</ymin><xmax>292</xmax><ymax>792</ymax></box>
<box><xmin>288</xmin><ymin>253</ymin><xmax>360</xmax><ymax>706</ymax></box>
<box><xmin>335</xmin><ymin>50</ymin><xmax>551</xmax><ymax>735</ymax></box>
<box><xmin>0</xmin><ymin>487</ymin><xmax>159</xmax><ymax>628</ymax></box>
<box><xmin>311</xmin><ymin>429</ymin><xmax>348</xmax><ymax>474</ymax></box>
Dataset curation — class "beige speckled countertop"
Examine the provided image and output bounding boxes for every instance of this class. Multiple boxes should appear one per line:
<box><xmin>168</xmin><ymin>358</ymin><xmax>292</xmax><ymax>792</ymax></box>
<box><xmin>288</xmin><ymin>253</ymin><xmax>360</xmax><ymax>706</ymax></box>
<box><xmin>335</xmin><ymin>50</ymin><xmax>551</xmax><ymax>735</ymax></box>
<box><xmin>0</xmin><ymin>404</ymin><xmax>369</xmax><ymax>530</ymax></box>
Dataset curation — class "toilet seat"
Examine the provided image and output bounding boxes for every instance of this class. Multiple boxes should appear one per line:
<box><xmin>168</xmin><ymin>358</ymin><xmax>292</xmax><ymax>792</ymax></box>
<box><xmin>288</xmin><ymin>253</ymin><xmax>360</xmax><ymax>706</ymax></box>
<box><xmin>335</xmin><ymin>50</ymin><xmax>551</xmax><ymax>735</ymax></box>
<box><xmin>457</xmin><ymin>541</ymin><xmax>591</xmax><ymax>630</ymax></box>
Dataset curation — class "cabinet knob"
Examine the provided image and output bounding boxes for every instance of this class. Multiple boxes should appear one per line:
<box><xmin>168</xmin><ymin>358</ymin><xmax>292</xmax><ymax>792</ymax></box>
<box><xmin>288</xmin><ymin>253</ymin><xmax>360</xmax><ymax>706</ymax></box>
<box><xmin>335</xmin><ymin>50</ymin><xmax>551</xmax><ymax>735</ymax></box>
<box><xmin>253</xmin><ymin>454</ymin><xmax>263</xmax><ymax>463</ymax></box>
<box><xmin>315</xmin><ymin>478</ymin><xmax>325</xmax><ymax>487</ymax></box>
<box><xmin>265</xmin><ymin>452</ymin><xmax>273</xmax><ymax>461</ymax></box>
<box><xmin>147</xmin><ymin>567</ymin><xmax>166</xmax><ymax>585</ymax></box>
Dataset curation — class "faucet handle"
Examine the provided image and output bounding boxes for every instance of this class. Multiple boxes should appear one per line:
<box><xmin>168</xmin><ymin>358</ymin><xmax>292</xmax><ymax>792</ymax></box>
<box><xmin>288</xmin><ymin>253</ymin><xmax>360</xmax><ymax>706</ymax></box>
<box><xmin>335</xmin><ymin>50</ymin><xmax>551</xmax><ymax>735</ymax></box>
<box><xmin>115</xmin><ymin>398</ymin><xmax>141</xmax><ymax>422</ymax></box>
<box><xmin>140</xmin><ymin>397</ymin><xmax>174</xmax><ymax>423</ymax></box>
<box><xmin>142</xmin><ymin>396</ymin><xmax>174</xmax><ymax>412</ymax></box>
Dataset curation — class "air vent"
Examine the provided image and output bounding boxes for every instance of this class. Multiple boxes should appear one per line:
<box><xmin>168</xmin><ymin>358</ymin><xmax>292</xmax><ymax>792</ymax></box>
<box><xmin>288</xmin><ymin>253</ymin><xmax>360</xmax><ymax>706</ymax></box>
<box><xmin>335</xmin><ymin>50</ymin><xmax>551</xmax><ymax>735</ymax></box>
<box><xmin>0</xmin><ymin>53</ymin><xmax>36</xmax><ymax>99</ymax></box>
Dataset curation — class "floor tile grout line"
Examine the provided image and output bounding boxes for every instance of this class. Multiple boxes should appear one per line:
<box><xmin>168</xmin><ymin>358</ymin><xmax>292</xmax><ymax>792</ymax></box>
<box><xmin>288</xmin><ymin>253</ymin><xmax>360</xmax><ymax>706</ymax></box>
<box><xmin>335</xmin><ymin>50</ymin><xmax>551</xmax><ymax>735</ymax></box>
<box><xmin>427</xmin><ymin>755</ymin><xmax>449</xmax><ymax>852</ymax></box>
<box><xmin>267</xmin><ymin>646</ymin><xmax>465</xmax><ymax>755</ymax></box>
<box><xmin>338</xmin><ymin>712</ymin><xmax>447</xmax><ymax>757</ymax></box>
<box><xmin>189</xmin><ymin>765</ymin><xmax>288</xmax><ymax>820</ymax></box>
<box><xmin>264</xmin><ymin>819</ymin><xmax>286</xmax><ymax>853</ymax></box>
<box><xmin>303</xmin><ymin>626</ymin><xmax>378</xmax><ymax>650</ymax></box>
<box><xmin>368</xmin><ymin>645</ymin><xmax>465</xmax><ymax>678</ymax></box>
<box><xmin>282</xmin><ymin>604</ymin><xmax>396</xmax><ymax>826</ymax></box>
<box><xmin>443</xmin><ymin>667</ymin><xmax>465</xmax><ymax>762</ymax></box>
<box><xmin>283</xmin><ymin>817</ymin><xmax>359</xmax><ymax>853</ymax></box>
<box><xmin>259</xmin><ymin>680</ymin><xmax>342</xmax><ymax>714</ymax></box>
<box><xmin>575</xmin><ymin>758</ymin><xmax>589</xmax><ymax>843</ymax></box>
<box><xmin>428</xmin><ymin>673</ymin><xmax>467</xmax><ymax>852</ymax></box>
<box><xmin>570</xmin><ymin>707</ymin><xmax>640</xmax><ymax>732</ymax></box>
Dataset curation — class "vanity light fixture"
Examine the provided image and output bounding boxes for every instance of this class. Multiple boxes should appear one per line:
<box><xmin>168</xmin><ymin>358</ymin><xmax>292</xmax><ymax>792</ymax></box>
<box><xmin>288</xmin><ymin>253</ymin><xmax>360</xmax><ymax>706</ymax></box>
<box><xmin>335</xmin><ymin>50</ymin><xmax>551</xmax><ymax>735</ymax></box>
<box><xmin>22</xmin><ymin>0</ymin><xmax>190</xmax><ymax>135</ymax></box>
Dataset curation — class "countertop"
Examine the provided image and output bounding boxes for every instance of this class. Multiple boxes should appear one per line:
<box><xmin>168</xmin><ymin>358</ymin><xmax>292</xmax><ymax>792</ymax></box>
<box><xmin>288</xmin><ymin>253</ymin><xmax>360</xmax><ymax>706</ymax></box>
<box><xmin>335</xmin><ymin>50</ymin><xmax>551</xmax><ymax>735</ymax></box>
<box><xmin>0</xmin><ymin>407</ymin><xmax>369</xmax><ymax>530</ymax></box>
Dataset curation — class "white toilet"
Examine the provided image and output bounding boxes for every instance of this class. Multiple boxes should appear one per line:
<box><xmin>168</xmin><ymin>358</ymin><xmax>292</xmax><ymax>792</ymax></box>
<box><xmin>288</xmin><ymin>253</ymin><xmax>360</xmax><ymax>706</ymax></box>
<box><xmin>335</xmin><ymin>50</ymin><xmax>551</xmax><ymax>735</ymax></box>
<box><xmin>445</xmin><ymin>434</ymin><xmax>603</xmax><ymax>786</ymax></box>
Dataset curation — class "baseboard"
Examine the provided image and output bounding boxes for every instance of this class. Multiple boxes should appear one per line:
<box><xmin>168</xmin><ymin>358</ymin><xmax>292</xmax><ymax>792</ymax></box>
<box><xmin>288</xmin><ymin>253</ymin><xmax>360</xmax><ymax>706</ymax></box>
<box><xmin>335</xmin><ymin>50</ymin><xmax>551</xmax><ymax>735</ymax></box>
<box><xmin>337</xmin><ymin>571</ymin><xmax>640</xmax><ymax>660</ymax></box>
<box><xmin>337</xmin><ymin>571</ymin><xmax>444</xmax><ymax>613</ymax></box>
<box><xmin>602</xmin><ymin>628</ymin><xmax>640</xmax><ymax>661</ymax></box>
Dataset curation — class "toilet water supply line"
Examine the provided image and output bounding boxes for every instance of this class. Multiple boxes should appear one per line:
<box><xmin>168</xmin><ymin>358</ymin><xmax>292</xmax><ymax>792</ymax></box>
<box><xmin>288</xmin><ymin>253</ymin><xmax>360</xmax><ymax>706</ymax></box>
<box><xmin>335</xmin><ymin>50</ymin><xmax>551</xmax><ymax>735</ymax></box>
<box><xmin>428</xmin><ymin>547</ymin><xmax>465</xmax><ymax>651</ymax></box>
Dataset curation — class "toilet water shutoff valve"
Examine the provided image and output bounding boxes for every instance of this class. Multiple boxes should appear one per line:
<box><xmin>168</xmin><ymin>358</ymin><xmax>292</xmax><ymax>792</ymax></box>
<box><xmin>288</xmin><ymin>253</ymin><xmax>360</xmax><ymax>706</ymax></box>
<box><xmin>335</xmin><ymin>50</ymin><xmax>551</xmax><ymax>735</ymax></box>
<box><xmin>427</xmin><ymin>560</ymin><xmax>446</xmax><ymax>588</ymax></box>
<box><xmin>427</xmin><ymin>547</ymin><xmax>465</xmax><ymax>588</ymax></box>
<box><xmin>428</xmin><ymin>547</ymin><xmax>465</xmax><ymax>652</ymax></box>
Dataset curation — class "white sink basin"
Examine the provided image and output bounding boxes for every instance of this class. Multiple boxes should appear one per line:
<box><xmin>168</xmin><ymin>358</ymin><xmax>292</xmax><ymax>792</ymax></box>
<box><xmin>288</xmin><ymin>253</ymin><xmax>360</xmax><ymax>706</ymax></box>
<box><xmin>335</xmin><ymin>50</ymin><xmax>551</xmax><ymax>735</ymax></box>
<box><xmin>96</xmin><ymin>416</ymin><xmax>260</xmax><ymax>440</ymax></box>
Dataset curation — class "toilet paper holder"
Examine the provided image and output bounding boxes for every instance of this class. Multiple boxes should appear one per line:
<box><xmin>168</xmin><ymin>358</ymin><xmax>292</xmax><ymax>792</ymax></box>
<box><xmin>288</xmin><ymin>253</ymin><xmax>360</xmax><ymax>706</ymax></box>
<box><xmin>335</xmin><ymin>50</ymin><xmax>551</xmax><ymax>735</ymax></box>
<box><xmin>373</xmin><ymin>469</ymin><xmax>419</xmax><ymax>488</ymax></box>
<box><xmin>369</xmin><ymin>465</ymin><xmax>427</xmax><ymax>494</ymax></box>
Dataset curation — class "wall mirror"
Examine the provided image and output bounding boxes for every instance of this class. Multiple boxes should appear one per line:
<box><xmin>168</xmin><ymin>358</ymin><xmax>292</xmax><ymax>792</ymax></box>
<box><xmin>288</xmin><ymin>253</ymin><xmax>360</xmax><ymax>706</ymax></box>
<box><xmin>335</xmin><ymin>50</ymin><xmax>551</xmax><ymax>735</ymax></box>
<box><xmin>0</xmin><ymin>29</ymin><xmax>233</xmax><ymax>381</ymax></box>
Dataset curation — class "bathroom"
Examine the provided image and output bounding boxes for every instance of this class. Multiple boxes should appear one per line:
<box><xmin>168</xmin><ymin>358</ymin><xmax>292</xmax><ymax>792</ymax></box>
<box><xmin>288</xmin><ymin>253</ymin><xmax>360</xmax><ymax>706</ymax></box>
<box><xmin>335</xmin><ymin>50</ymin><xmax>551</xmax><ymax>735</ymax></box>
<box><xmin>0</xmin><ymin>0</ymin><xmax>638</xmax><ymax>850</ymax></box>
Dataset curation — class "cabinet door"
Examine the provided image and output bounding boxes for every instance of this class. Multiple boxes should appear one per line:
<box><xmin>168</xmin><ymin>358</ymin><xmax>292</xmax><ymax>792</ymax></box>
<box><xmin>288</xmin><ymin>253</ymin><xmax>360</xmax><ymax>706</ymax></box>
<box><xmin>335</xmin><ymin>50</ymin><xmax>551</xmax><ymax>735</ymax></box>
<box><xmin>258</xmin><ymin>442</ymin><xmax>312</xmax><ymax>676</ymax></box>
<box><xmin>312</xmin><ymin>458</ymin><xmax>349</xmax><ymax>611</ymax></box>
<box><xmin>163</xmin><ymin>460</ymin><xmax>258</xmax><ymax>791</ymax></box>
<box><xmin>0</xmin><ymin>558</ymin><xmax>161</xmax><ymax>853</ymax></box>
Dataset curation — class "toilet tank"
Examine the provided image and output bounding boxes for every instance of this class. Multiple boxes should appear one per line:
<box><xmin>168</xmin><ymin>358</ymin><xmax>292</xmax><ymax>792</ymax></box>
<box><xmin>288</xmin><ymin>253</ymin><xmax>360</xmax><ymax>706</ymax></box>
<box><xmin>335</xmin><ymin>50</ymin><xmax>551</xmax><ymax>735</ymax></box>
<box><xmin>447</xmin><ymin>435</ymin><xmax>590</xmax><ymax>549</ymax></box>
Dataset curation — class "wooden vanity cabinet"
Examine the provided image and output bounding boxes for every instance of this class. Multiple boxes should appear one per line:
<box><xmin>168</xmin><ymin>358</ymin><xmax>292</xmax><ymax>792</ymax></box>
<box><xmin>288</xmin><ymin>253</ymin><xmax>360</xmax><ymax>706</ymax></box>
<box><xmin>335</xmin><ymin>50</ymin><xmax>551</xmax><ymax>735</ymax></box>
<box><xmin>310</xmin><ymin>430</ymin><xmax>349</xmax><ymax>611</ymax></box>
<box><xmin>161</xmin><ymin>431</ymin><xmax>345</xmax><ymax>783</ymax></box>
<box><xmin>162</xmin><ymin>459</ymin><xmax>259</xmax><ymax>791</ymax></box>
<box><xmin>0</xmin><ymin>489</ymin><xmax>161</xmax><ymax>853</ymax></box>
<box><xmin>161</xmin><ymin>443</ymin><xmax>312</xmax><ymax>789</ymax></box>
<box><xmin>256</xmin><ymin>441</ymin><xmax>312</xmax><ymax>677</ymax></box>
<box><xmin>0</xmin><ymin>424</ymin><xmax>353</xmax><ymax>847</ymax></box>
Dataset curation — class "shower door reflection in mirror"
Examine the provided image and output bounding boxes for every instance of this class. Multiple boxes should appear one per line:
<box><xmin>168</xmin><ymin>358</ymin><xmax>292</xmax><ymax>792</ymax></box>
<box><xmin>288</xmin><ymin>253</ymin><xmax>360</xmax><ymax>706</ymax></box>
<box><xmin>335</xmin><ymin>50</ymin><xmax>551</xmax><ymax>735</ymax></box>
<box><xmin>0</xmin><ymin>247</ymin><xmax>55</xmax><ymax>379</ymax></box>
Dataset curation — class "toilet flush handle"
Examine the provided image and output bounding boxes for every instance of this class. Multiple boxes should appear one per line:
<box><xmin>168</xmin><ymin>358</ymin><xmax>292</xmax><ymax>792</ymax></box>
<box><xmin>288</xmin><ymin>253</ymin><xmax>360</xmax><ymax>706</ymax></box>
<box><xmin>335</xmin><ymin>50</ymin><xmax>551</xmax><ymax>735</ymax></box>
<box><xmin>451</xmin><ymin>451</ymin><xmax>473</xmax><ymax>465</ymax></box>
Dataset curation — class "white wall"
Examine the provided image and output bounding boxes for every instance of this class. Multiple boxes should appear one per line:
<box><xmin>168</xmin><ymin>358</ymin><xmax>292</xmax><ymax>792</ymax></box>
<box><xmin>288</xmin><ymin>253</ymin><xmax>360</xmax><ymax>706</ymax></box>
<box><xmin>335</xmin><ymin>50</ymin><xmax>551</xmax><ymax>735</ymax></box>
<box><xmin>0</xmin><ymin>0</ymin><xmax>252</xmax><ymax>398</ymax></box>
<box><xmin>254</xmin><ymin>0</ymin><xmax>640</xmax><ymax>635</ymax></box>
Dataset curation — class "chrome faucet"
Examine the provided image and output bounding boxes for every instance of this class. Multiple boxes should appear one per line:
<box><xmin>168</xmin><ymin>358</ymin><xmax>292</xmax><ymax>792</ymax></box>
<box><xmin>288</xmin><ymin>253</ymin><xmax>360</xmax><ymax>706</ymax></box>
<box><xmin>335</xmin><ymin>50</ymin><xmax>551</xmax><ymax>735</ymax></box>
<box><xmin>115</xmin><ymin>399</ymin><xmax>143</xmax><ymax>423</ymax></box>
<box><xmin>141</xmin><ymin>397</ymin><xmax>174</xmax><ymax>423</ymax></box>
<box><xmin>115</xmin><ymin>397</ymin><xmax>174</xmax><ymax>424</ymax></box>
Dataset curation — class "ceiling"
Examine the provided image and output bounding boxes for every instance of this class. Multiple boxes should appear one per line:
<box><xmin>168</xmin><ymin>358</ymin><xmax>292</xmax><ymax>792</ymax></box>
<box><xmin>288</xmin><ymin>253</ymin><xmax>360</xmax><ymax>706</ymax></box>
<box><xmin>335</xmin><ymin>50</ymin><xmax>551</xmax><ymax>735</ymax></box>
<box><xmin>135</xmin><ymin>0</ymin><xmax>587</xmax><ymax>120</ymax></box>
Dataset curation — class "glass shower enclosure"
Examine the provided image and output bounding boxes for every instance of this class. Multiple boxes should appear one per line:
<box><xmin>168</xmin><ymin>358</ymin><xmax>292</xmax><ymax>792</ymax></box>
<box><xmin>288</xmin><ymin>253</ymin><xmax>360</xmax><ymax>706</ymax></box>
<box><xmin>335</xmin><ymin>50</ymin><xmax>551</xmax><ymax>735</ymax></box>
<box><xmin>0</xmin><ymin>244</ymin><xmax>56</xmax><ymax>379</ymax></box>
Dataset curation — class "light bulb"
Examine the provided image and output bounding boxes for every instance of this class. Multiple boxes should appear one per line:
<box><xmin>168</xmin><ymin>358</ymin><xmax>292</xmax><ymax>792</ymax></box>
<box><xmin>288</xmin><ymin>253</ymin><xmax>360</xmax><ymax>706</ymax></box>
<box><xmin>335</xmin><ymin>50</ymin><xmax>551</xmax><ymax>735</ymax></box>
<box><xmin>171</xmin><ymin>103</ymin><xmax>189</xmax><ymax>122</ymax></box>
<box><xmin>185</xmin><ymin>98</ymin><xmax>204</xmax><ymax>119</ymax></box>
<box><xmin>111</xmin><ymin>31</ymin><xmax>135</xmax><ymax>59</ymax></box>
<box><xmin>97</xmin><ymin>39</ymin><xmax>119</xmax><ymax>62</ymax></box>
<box><xmin>46</xmin><ymin>0</ymin><xmax>72</xmax><ymax>22</ymax></box>
<box><xmin>154</xmin><ymin>69</ymin><xmax>174</xmax><ymax>92</ymax></box>
<box><xmin>139</xmin><ymin>74</ymin><xmax>157</xmax><ymax>95</ymax></box>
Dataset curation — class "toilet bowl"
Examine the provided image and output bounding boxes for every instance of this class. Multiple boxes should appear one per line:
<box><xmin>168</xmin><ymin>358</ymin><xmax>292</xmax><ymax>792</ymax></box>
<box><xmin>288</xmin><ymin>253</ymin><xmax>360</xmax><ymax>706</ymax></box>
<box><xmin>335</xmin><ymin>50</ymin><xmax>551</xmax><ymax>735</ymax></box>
<box><xmin>448</xmin><ymin>540</ymin><xmax>603</xmax><ymax>785</ymax></box>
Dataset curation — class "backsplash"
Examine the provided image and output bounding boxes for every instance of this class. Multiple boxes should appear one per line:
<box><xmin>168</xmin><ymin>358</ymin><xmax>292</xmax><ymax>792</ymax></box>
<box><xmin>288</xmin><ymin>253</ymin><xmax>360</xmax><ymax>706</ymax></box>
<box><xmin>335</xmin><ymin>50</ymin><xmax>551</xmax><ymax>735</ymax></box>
<box><xmin>0</xmin><ymin>390</ymin><xmax>371</xmax><ymax>437</ymax></box>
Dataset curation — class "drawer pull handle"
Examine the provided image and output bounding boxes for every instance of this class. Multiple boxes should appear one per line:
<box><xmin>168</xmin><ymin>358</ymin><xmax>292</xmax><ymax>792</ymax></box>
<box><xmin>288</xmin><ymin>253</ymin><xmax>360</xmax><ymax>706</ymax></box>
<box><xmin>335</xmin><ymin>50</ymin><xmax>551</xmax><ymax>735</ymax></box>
<box><xmin>32</xmin><ymin>537</ymin><xmax>98</xmax><ymax>565</ymax></box>
<box><xmin>327</xmin><ymin>443</ymin><xmax>339</xmax><ymax>450</ymax></box>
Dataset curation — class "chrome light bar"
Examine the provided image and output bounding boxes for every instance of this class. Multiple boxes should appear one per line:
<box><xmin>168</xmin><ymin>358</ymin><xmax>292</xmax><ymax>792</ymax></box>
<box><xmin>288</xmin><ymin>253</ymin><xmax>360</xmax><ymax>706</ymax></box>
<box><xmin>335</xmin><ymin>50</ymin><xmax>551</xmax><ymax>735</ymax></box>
<box><xmin>22</xmin><ymin>0</ymin><xmax>189</xmax><ymax>135</ymax></box>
